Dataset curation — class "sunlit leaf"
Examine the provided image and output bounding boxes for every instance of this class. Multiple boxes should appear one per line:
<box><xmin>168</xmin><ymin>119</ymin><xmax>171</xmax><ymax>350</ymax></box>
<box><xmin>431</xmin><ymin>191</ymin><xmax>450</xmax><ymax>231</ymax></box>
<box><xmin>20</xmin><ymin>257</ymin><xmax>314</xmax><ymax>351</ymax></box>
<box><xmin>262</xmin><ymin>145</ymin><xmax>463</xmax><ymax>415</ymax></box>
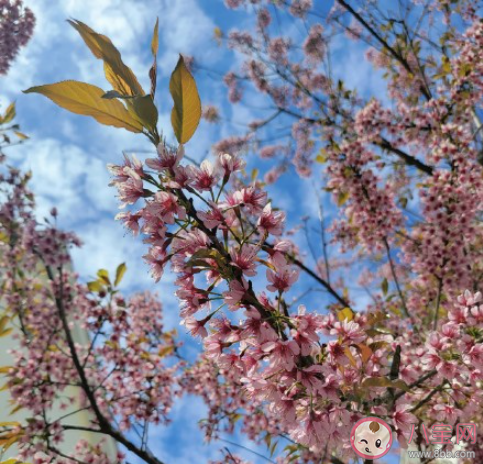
<box><xmin>24</xmin><ymin>81</ymin><xmax>143</xmax><ymax>133</ymax></box>
<box><xmin>87</xmin><ymin>281</ymin><xmax>103</xmax><ymax>292</ymax></box>
<box><xmin>1</xmin><ymin>103</ymin><xmax>16</xmax><ymax>124</ymax></box>
<box><xmin>68</xmin><ymin>20</ymin><xmax>144</xmax><ymax>97</ymax></box>
<box><xmin>149</xmin><ymin>18</ymin><xmax>159</xmax><ymax>97</ymax></box>
<box><xmin>97</xmin><ymin>269</ymin><xmax>110</xmax><ymax>285</ymax></box>
<box><xmin>337</xmin><ymin>307</ymin><xmax>354</xmax><ymax>322</ymax></box>
<box><xmin>151</xmin><ymin>18</ymin><xmax>159</xmax><ymax>57</ymax></box>
<box><xmin>251</xmin><ymin>168</ymin><xmax>259</xmax><ymax>182</ymax></box>
<box><xmin>13</xmin><ymin>131</ymin><xmax>28</xmax><ymax>140</ymax></box>
<box><xmin>169</xmin><ymin>55</ymin><xmax>201</xmax><ymax>144</ymax></box>
<box><xmin>158</xmin><ymin>346</ymin><xmax>174</xmax><ymax>358</ymax></box>
<box><xmin>0</xmin><ymin>422</ymin><xmax>20</xmax><ymax>428</ymax></box>
<box><xmin>0</xmin><ymin>328</ymin><xmax>12</xmax><ymax>338</ymax></box>
<box><xmin>0</xmin><ymin>316</ymin><xmax>9</xmax><ymax>333</ymax></box>
<box><xmin>114</xmin><ymin>262</ymin><xmax>127</xmax><ymax>287</ymax></box>
<box><xmin>315</xmin><ymin>149</ymin><xmax>328</xmax><ymax>164</ymax></box>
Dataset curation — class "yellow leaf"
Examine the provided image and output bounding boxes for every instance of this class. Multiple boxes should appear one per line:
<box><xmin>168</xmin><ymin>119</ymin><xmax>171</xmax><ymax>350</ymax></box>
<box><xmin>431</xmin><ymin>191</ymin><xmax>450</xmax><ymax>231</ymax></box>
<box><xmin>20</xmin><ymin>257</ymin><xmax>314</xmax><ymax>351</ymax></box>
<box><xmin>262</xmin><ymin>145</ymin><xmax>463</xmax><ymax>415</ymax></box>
<box><xmin>361</xmin><ymin>377</ymin><xmax>409</xmax><ymax>391</ymax></box>
<box><xmin>0</xmin><ymin>367</ymin><xmax>12</xmax><ymax>375</ymax></box>
<box><xmin>114</xmin><ymin>263</ymin><xmax>127</xmax><ymax>287</ymax></box>
<box><xmin>214</xmin><ymin>27</ymin><xmax>223</xmax><ymax>39</ymax></box>
<box><xmin>151</xmin><ymin>18</ymin><xmax>159</xmax><ymax>57</ymax></box>
<box><xmin>315</xmin><ymin>149</ymin><xmax>328</xmax><ymax>164</ymax></box>
<box><xmin>355</xmin><ymin>343</ymin><xmax>373</xmax><ymax>364</ymax></box>
<box><xmin>9</xmin><ymin>404</ymin><xmax>23</xmax><ymax>415</ymax></box>
<box><xmin>0</xmin><ymin>432</ymin><xmax>23</xmax><ymax>451</ymax></box>
<box><xmin>256</xmin><ymin>258</ymin><xmax>276</xmax><ymax>271</ymax></box>
<box><xmin>1</xmin><ymin>103</ymin><xmax>15</xmax><ymax>124</ymax></box>
<box><xmin>0</xmin><ymin>316</ymin><xmax>9</xmax><ymax>333</ymax></box>
<box><xmin>158</xmin><ymin>346</ymin><xmax>174</xmax><ymax>358</ymax></box>
<box><xmin>97</xmin><ymin>269</ymin><xmax>110</xmax><ymax>285</ymax></box>
<box><xmin>337</xmin><ymin>190</ymin><xmax>349</xmax><ymax>207</ymax></box>
<box><xmin>344</xmin><ymin>347</ymin><xmax>357</xmax><ymax>367</ymax></box>
<box><xmin>24</xmin><ymin>81</ymin><xmax>143</xmax><ymax>133</ymax></box>
<box><xmin>0</xmin><ymin>422</ymin><xmax>20</xmax><ymax>428</ymax></box>
<box><xmin>149</xmin><ymin>18</ymin><xmax>159</xmax><ymax>98</ymax></box>
<box><xmin>337</xmin><ymin>307</ymin><xmax>354</xmax><ymax>322</ymax></box>
<box><xmin>68</xmin><ymin>20</ymin><xmax>144</xmax><ymax>98</ymax></box>
<box><xmin>87</xmin><ymin>281</ymin><xmax>103</xmax><ymax>292</ymax></box>
<box><xmin>369</xmin><ymin>341</ymin><xmax>389</xmax><ymax>351</ymax></box>
<box><xmin>213</xmin><ymin>27</ymin><xmax>223</xmax><ymax>45</ymax></box>
<box><xmin>169</xmin><ymin>55</ymin><xmax>201</xmax><ymax>144</ymax></box>
<box><xmin>14</xmin><ymin>131</ymin><xmax>29</xmax><ymax>140</ymax></box>
<box><xmin>0</xmin><ymin>328</ymin><xmax>12</xmax><ymax>338</ymax></box>
<box><xmin>132</xmin><ymin>95</ymin><xmax>158</xmax><ymax>133</ymax></box>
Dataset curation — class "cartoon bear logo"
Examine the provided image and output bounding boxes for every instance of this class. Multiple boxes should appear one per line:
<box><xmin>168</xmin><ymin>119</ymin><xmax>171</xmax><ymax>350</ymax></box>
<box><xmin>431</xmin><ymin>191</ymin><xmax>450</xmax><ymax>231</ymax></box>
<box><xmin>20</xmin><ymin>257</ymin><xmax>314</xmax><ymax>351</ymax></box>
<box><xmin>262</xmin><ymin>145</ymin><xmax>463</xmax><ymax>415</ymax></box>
<box><xmin>350</xmin><ymin>417</ymin><xmax>393</xmax><ymax>460</ymax></box>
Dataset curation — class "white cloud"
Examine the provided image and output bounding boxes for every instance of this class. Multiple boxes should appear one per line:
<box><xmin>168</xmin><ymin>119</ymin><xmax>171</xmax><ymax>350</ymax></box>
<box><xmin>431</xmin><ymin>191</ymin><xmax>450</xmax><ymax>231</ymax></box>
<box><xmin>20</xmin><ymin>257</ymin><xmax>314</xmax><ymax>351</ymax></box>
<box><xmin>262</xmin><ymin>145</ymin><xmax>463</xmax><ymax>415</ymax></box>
<box><xmin>7</xmin><ymin>137</ymin><xmax>116</xmax><ymax>220</ymax></box>
<box><xmin>156</xmin><ymin>0</ymin><xmax>217</xmax><ymax>75</ymax></box>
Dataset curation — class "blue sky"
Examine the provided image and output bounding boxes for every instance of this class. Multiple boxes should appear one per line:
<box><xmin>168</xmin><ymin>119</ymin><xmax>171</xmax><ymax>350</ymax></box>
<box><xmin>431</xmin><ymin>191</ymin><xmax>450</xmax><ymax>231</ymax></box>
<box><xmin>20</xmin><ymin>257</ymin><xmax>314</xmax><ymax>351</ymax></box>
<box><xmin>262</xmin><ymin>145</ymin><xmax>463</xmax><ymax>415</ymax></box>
<box><xmin>0</xmin><ymin>1</ymin><xmax>401</xmax><ymax>463</ymax></box>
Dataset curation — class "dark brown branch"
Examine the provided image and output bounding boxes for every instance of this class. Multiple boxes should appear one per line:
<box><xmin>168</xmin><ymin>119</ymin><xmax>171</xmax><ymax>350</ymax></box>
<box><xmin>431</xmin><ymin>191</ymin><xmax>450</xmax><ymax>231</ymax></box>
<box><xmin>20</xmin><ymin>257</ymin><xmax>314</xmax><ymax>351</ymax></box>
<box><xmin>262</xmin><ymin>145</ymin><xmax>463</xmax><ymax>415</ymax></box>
<box><xmin>392</xmin><ymin>369</ymin><xmax>438</xmax><ymax>403</ymax></box>
<box><xmin>377</xmin><ymin>137</ymin><xmax>434</xmax><ymax>175</ymax></box>
<box><xmin>288</xmin><ymin>255</ymin><xmax>352</xmax><ymax>309</ymax></box>
<box><xmin>336</xmin><ymin>0</ymin><xmax>432</xmax><ymax>101</ymax></box>
<box><xmin>42</xmin><ymin>263</ymin><xmax>166</xmax><ymax>464</ymax></box>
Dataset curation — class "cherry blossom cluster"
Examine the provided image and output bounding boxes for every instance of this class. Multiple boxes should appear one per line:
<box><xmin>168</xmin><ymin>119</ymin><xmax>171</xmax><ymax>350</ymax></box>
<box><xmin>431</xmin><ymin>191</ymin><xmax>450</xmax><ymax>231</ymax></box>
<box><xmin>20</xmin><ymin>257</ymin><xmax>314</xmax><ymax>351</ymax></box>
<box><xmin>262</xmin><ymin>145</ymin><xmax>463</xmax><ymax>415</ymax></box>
<box><xmin>0</xmin><ymin>156</ymin><xmax>182</xmax><ymax>464</ymax></box>
<box><xmin>0</xmin><ymin>0</ymin><xmax>35</xmax><ymax>74</ymax></box>
<box><xmin>107</xmin><ymin>1</ymin><xmax>483</xmax><ymax>460</ymax></box>
<box><xmin>109</xmin><ymin>143</ymin><xmax>473</xmax><ymax>459</ymax></box>
<box><xmin>3</xmin><ymin>0</ymin><xmax>483</xmax><ymax>463</ymax></box>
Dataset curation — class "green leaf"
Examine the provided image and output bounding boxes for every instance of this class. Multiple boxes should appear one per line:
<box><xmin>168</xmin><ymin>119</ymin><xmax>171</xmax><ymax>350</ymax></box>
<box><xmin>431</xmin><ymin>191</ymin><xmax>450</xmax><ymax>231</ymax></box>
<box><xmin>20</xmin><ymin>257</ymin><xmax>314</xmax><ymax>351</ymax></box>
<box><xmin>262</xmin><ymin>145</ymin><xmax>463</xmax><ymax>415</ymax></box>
<box><xmin>169</xmin><ymin>55</ymin><xmax>202</xmax><ymax>144</ymax></box>
<box><xmin>151</xmin><ymin>18</ymin><xmax>159</xmax><ymax>57</ymax></box>
<box><xmin>337</xmin><ymin>190</ymin><xmax>349</xmax><ymax>207</ymax></box>
<box><xmin>132</xmin><ymin>95</ymin><xmax>158</xmax><ymax>133</ymax></box>
<box><xmin>24</xmin><ymin>81</ymin><xmax>143</xmax><ymax>133</ymax></box>
<box><xmin>361</xmin><ymin>377</ymin><xmax>409</xmax><ymax>391</ymax></box>
<box><xmin>270</xmin><ymin>440</ymin><xmax>278</xmax><ymax>458</ymax></box>
<box><xmin>68</xmin><ymin>20</ymin><xmax>144</xmax><ymax>97</ymax></box>
<box><xmin>114</xmin><ymin>263</ymin><xmax>127</xmax><ymax>287</ymax></box>
<box><xmin>381</xmin><ymin>277</ymin><xmax>389</xmax><ymax>296</ymax></box>
<box><xmin>251</xmin><ymin>168</ymin><xmax>259</xmax><ymax>181</ymax></box>
<box><xmin>101</xmin><ymin>90</ymin><xmax>132</xmax><ymax>100</ymax></box>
